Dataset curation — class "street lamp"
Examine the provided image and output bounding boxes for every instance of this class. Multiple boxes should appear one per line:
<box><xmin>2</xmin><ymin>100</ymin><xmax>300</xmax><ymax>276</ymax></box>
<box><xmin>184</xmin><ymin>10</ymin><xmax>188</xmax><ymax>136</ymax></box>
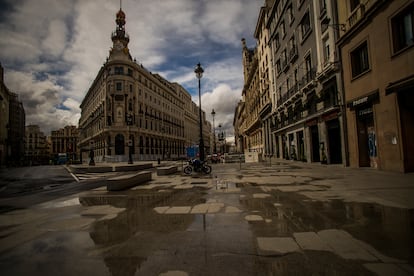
<box><xmin>195</xmin><ymin>62</ymin><xmax>205</xmax><ymax>162</ymax></box>
<box><xmin>218</xmin><ymin>124</ymin><xmax>222</xmax><ymax>154</ymax></box>
<box><xmin>211</xmin><ymin>109</ymin><xmax>216</xmax><ymax>154</ymax></box>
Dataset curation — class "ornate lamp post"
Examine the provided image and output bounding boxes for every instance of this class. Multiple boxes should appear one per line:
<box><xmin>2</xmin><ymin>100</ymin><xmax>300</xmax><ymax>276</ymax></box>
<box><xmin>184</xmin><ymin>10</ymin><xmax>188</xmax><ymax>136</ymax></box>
<box><xmin>194</xmin><ymin>63</ymin><xmax>205</xmax><ymax>162</ymax></box>
<box><xmin>211</xmin><ymin>109</ymin><xmax>216</xmax><ymax>154</ymax></box>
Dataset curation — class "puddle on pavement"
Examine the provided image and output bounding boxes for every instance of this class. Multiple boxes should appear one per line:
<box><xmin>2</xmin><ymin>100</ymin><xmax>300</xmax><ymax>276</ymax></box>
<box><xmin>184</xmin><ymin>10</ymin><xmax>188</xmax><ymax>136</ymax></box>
<box><xmin>239</xmin><ymin>189</ymin><xmax>414</xmax><ymax>264</ymax></box>
<box><xmin>72</xmin><ymin>178</ymin><xmax>414</xmax><ymax>274</ymax></box>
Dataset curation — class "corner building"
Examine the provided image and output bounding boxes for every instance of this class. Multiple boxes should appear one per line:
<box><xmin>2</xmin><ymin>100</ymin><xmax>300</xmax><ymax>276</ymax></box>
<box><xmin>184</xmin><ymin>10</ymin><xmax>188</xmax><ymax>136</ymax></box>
<box><xmin>79</xmin><ymin>8</ymin><xmax>208</xmax><ymax>162</ymax></box>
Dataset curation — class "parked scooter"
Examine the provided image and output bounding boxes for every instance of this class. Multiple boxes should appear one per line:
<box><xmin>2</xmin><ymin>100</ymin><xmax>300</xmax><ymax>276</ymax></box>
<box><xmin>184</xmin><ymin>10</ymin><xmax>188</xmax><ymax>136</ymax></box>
<box><xmin>183</xmin><ymin>159</ymin><xmax>212</xmax><ymax>175</ymax></box>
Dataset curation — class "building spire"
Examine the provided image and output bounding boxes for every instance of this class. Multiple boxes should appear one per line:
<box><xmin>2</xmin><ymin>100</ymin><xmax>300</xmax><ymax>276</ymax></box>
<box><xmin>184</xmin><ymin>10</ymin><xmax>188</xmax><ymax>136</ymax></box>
<box><xmin>109</xmin><ymin>2</ymin><xmax>132</xmax><ymax>61</ymax></box>
<box><xmin>111</xmin><ymin>3</ymin><xmax>129</xmax><ymax>46</ymax></box>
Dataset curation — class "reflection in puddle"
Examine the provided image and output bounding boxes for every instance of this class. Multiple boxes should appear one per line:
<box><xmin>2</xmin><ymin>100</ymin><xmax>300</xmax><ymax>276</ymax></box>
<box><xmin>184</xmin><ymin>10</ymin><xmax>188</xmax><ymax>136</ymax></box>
<box><xmin>78</xmin><ymin>178</ymin><xmax>414</xmax><ymax>274</ymax></box>
<box><xmin>240</xmin><ymin>190</ymin><xmax>414</xmax><ymax>264</ymax></box>
<box><xmin>80</xmin><ymin>188</ymin><xmax>206</xmax><ymax>274</ymax></box>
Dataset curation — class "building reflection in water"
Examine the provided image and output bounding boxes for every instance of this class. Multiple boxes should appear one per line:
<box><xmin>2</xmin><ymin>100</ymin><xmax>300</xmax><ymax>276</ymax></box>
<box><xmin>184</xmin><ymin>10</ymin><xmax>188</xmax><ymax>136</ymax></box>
<box><xmin>80</xmin><ymin>189</ymin><xmax>205</xmax><ymax>276</ymax></box>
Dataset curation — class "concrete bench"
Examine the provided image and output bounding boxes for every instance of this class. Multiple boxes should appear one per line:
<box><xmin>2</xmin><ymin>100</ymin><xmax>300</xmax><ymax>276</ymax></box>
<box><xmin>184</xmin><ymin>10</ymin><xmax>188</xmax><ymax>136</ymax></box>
<box><xmin>69</xmin><ymin>165</ymin><xmax>113</xmax><ymax>174</ymax></box>
<box><xmin>115</xmin><ymin>163</ymin><xmax>153</xmax><ymax>172</ymax></box>
<box><xmin>156</xmin><ymin>166</ymin><xmax>178</xmax><ymax>176</ymax></box>
<box><xmin>107</xmin><ymin>171</ymin><xmax>152</xmax><ymax>191</ymax></box>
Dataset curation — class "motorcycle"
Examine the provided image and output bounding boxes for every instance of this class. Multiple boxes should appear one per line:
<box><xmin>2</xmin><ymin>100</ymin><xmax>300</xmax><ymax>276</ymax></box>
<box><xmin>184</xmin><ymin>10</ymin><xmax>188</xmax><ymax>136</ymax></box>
<box><xmin>183</xmin><ymin>159</ymin><xmax>212</xmax><ymax>175</ymax></box>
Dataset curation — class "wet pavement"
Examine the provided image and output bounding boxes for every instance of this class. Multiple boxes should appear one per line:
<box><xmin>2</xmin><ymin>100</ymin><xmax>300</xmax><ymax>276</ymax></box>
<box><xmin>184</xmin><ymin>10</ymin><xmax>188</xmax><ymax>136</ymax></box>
<box><xmin>0</xmin><ymin>161</ymin><xmax>413</xmax><ymax>275</ymax></box>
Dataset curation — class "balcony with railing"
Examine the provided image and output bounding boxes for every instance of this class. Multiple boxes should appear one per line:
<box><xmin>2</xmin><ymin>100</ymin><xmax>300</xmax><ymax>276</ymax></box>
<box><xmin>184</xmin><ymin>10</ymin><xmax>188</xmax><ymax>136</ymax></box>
<box><xmin>346</xmin><ymin>0</ymin><xmax>379</xmax><ymax>30</ymax></box>
<box><xmin>298</xmin><ymin>68</ymin><xmax>316</xmax><ymax>91</ymax></box>
<box><xmin>276</xmin><ymin>68</ymin><xmax>316</xmax><ymax>109</ymax></box>
<box><xmin>289</xmin><ymin>46</ymin><xmax>298</xmax><ymax>63</ymax></box>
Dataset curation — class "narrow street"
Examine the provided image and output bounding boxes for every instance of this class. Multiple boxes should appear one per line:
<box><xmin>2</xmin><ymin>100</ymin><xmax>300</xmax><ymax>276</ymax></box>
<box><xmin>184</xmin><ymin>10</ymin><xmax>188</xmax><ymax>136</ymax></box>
<box><xmin>0</xmin><ymin>161</ymin><xmax>413</xmax><ymax>275</ymax></box>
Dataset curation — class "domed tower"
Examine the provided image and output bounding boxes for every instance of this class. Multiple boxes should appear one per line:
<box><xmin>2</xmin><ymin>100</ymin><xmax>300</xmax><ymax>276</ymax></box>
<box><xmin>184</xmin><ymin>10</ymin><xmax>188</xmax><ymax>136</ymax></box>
<box><xmin>109</xmin><ymin>6</ymin><xmax>132</xmax><ymax>61</ymax></box>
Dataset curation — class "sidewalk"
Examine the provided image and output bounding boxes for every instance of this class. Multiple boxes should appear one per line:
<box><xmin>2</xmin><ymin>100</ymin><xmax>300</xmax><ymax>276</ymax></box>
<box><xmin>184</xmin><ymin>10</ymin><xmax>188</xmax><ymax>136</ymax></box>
<box><xmin>213</xmin><ymin>159</ymin><xmax>414</xmax><ymax>209</ymax></box>
<box><xmin>0</xmin><ymin>159</ymin><xmax>413</xmax><ymax>275</ymax></box>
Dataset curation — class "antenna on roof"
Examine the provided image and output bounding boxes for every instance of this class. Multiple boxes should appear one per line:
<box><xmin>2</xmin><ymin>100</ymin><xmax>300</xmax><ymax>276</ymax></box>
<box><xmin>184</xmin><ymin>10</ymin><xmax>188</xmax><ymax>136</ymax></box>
<box><xmin>120</xmin><ymin>0</ymin><xmax>122</xmax><ymax>9</ymax></box>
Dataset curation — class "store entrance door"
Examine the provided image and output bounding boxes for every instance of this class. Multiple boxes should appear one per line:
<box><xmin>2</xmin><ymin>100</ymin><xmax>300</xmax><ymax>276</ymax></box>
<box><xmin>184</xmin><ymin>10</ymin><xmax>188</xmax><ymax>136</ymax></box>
<box><xmin>310</xmin><ymin>125</ymin><xmax>320</xmax><ymax>162</ymax></box>
<box><xmin>399</xmin><ymin>90</ymin><xmax>414</xmax><ymax>172</ymax></box>
<box><xmin>327</xmin><ymin>119</ymin><xmax>342</xmax><ymax>164</ymax></box>
<box><xmin>357</xmin><ymin>108</ymin><xmax>376</xmax><ymax>167</ymax></box>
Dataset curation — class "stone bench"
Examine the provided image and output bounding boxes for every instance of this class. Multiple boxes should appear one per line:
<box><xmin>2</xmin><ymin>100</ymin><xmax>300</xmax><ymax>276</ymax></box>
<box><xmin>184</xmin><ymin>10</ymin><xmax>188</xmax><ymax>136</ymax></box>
<box><xmin>115</xmin><ymin>163</ymin><xmax>153</xmax><ymax>172</ymax></box>
<box><xmin>69</xmin><ymin>165</ymin><xmax>113</xmax><ymax>174</ymax></box>
<box><xmin>156</xmin><ymin>166</ymin><xmax>178</xmax><ymax>176</ymax></box>
<box><xmin>107</xmin><ymin>171</ymin><xmax>152</xmax><ymax>191</ymax></box>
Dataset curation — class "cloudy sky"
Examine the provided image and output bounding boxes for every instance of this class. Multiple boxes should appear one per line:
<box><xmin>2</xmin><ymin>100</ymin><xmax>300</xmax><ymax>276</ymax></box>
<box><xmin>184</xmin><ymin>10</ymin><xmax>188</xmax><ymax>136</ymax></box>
<box><xmin>0</xmin><ymin>0</ymin><xmax>262</xmax><ymax>141</ymax></box>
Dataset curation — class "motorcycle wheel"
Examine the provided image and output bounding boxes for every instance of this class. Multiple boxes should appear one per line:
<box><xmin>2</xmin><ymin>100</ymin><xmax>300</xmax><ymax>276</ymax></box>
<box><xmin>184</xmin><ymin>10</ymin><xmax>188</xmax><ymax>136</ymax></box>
<box><xmin>184</xmin><ymin>165</ymin><xmax>193</xmax><ymax>175</ymax></box>
<box><xmin>202</xmin><ymin>165</ymin><xmax>212</xmax><ymax>174</ymax></box>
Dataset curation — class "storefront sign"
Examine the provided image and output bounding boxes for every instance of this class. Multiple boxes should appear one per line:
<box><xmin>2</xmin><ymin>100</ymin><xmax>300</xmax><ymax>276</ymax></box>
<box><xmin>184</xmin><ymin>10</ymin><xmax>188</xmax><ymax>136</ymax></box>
<box><xmin>358</xmin><ymin>107</ymin><xmax>373</xmax><ymax>117</ymax></box>
<box><xmin>347</xmin><ymin>90</ymin><xmax>379</xmax><ymax>109</ymax></box>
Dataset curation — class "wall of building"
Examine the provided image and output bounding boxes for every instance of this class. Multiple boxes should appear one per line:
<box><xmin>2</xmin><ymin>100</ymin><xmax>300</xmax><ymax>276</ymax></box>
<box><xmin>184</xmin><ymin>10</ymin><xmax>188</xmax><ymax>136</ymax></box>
<box><xmin>339</xmin><ymin>0</ymin><xmax>414</xmax><ymax>172</ymax></box>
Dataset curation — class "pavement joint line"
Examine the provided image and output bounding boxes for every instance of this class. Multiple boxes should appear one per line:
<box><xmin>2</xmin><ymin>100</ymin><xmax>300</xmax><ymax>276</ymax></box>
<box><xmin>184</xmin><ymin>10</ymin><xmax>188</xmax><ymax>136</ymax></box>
<box><xmin>70</xmin><ymin>172</ymin><xmax>80</xmax><ymax>182</ymax></box>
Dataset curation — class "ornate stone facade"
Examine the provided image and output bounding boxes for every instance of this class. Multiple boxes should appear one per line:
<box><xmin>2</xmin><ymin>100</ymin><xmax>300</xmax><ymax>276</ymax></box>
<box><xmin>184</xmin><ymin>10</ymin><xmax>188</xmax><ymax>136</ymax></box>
<box><xmin>79</xmin><ymin>8</ymin><xmax>209</xmax><ymax>162</ymax></box>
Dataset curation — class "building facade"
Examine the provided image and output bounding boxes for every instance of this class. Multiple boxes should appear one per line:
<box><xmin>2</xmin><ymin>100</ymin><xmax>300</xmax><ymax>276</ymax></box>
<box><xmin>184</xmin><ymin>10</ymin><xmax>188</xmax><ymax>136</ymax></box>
<box><xmin>240</xmin><ymin>38</ymin><xmax>263</xmax><ymax>155</ymax></box>
<box><xmin>255</xmin><ymin>0</ymin><xmax>275</xmax><ymax>159</ymax></box>
<box><xmin>25</xmin><ymin>125</ymin><xmax>48</xmax><ymax>165</ymax></box>
<box><xmin>8</xmin><ymin>92</ymin><xmax>25</xmax><ymax>166</ymax></box>
<box><xmin>233</xmin><ymin>100</ymin><xmax>245</xmax><ymax>153</ymax></box>
<box><xmin>267</xmin><ymin>0</ymin><xmax>345</xmax><ymax>165</ymax></box>
<box><xmin>0</xmin><ymin>64</ymin><xmax>26</xmax><ymax>167</ymax></box>
<box><xmin>0</xmin><ymin>64</ymin><xmax>9</xmax><ymax>167</ymax></box>
<box><xmin>51</xmin><ymin>125</ymin><xmax>80</xmax><ymax>162</ymax></box>
<box><xmin>79</xmin><ymin>8</ymin><xmax>209</xmax><ymax>162</ymax></box>
<box><xmin>337</xmin><ymin>0</ymin><xmax>414</xmax><ymax>172</ymax></box>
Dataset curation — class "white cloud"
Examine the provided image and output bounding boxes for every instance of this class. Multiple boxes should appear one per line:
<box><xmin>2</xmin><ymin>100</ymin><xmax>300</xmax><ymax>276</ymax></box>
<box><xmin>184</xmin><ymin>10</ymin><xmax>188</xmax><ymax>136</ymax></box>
<box><xmin>201</xmin><ymin>83</ymin><xmax>242</xmax><ymax>141</ymax></box>
<box><xmin>0</xmin><ymin>0</ymin><xmax>262</xmax><ymax>137</ymax></box>
<box><xmin>42</xmin><ymin>19</ymin><xmax>68</xmax><ymax>58</ymax></box>
<box><xmin>4</xmin><ymin>70</ymin><xmax>78</xmax><ymax>133</ymax></box>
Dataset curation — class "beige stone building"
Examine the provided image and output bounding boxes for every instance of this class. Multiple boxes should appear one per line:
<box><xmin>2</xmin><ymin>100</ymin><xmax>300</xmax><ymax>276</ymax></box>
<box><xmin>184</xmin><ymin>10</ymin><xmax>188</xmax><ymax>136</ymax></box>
<box><xmin>51</xmin><ymin>125</ymin><xmax>79</xmax><ymax>162</ymax></box>
<box><xmin>337</xmin><ymin>0</ymin><xmax>414</xmax><ymax>172</ymax></box>
<box><xmin>236</xmin><ymin>0</ymin><xmax>274</xmax><ymax>159</ymax></box>
<box><xmin>79</xmin><ymin>8</ymin><xmax>209</xmax><ymax>162</ymax></box>
<box><xmin>25</xmin><ymin>125</ymin><xmax>48</xmax><ymax>165</ymax></box>
<box><xmin>240</xmin><ymin>39</ymin><xmax>262</xmax><ymax>154</ymax></box>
